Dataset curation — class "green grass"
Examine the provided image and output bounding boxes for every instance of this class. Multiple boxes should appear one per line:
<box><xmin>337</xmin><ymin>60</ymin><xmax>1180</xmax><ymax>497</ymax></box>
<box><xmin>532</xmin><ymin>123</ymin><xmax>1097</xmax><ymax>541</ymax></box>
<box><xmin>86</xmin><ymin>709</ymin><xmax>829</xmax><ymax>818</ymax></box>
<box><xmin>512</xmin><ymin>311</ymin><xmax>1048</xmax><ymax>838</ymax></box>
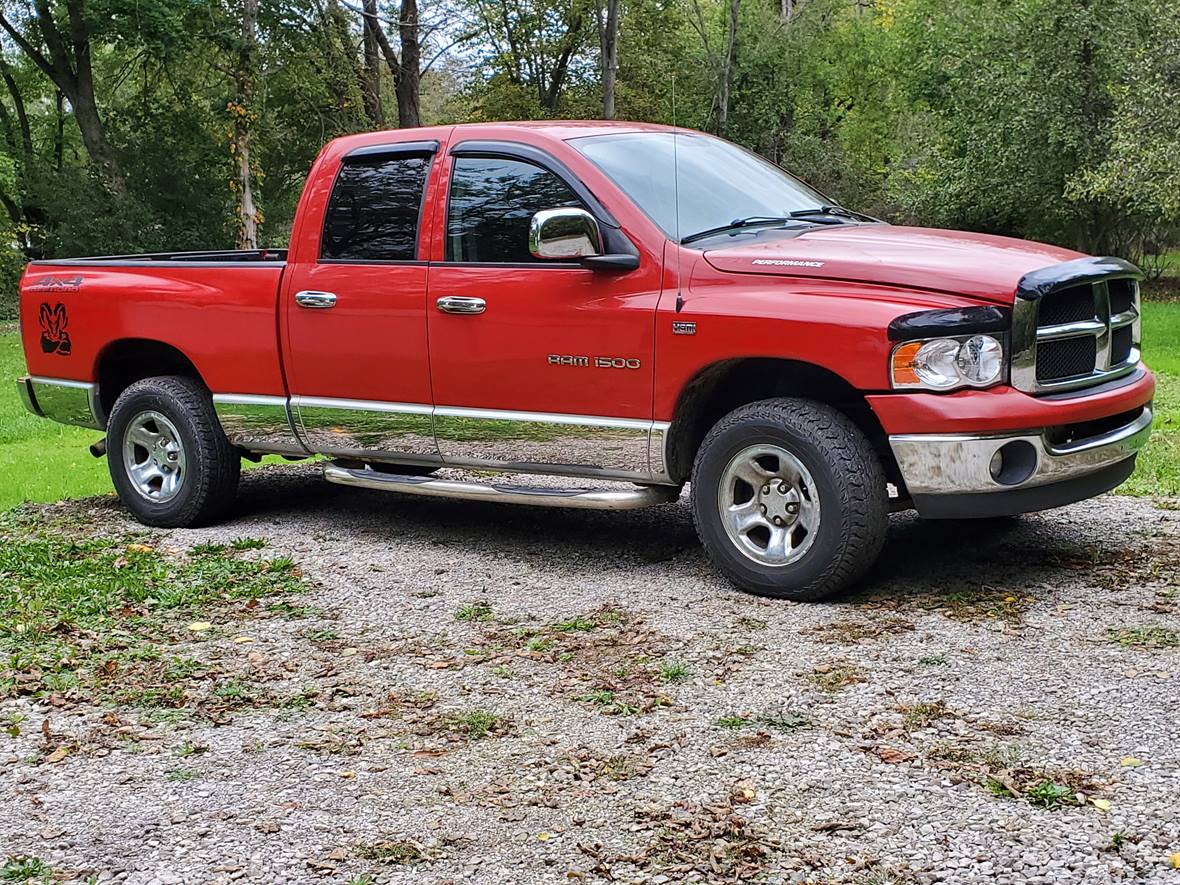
<box><xmin>0</xmin><ymin>518</ymin><xmax>304</xmax><ymax>700</ymax></box>
<box><xmin>0</xmin><ymin>328</ymin><xmax>111</xmax><ymax>509</ymax></box>
<box><xmin>2</xmin><ymin>300</ymin><xmax>1180</xmax><ymax>509</ymax></box>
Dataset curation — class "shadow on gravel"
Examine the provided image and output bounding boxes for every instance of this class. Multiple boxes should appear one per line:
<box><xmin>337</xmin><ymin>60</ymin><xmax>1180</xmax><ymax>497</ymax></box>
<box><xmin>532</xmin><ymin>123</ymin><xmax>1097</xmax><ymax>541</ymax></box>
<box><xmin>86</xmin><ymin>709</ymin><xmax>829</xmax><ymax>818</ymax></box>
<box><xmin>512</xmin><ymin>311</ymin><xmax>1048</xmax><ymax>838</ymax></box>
<box><xmin>231</xmin><ymin>465</ymin><xmax>701</xmax><ymax>565</ymax></box>
<box><xmin>226</xmin><ymin>466</ymin><xmax>1141</xmax><ymax>607</ymax></box>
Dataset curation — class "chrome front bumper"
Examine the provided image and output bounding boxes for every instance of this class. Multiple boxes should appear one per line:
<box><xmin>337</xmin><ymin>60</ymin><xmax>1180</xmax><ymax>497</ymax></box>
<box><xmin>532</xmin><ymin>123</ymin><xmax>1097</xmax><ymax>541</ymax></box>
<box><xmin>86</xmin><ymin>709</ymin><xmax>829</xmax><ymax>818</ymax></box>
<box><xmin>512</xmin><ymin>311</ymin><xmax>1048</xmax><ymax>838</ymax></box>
<box><xmin>890</xmin><ymin>405</ymin><xmax>1150</xmax><ymax>501</ymax></box>
<box><xmin>17</xmin><ymin>376</ymin><xmax>104</xmax><ymax>430</ymax></box>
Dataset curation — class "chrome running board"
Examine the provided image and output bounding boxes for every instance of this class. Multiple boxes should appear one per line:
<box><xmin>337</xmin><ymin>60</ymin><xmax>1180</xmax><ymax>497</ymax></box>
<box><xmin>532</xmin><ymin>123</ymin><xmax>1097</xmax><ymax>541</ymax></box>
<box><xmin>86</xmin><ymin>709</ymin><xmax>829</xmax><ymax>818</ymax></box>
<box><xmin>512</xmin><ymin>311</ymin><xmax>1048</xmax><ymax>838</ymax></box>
<box><xmin>322</xmin><ymin>464</ymin><xmax>681</xmax><ymax>511</ymax></box>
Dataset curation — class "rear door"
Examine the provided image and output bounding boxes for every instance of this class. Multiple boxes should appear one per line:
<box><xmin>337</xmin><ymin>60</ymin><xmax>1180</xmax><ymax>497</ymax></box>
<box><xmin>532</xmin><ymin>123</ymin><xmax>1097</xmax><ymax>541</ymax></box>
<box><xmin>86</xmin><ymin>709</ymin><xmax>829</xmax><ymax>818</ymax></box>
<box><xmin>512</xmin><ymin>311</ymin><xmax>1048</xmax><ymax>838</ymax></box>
<box><xmin>425</xmin><ymin>144</ymin><xmax>664</xmax><ymax>481</ymax></box>
<box><xmin>282</xmin><ymin>140</ymin><xmax>440</xmax><ymax>463</ymax></box>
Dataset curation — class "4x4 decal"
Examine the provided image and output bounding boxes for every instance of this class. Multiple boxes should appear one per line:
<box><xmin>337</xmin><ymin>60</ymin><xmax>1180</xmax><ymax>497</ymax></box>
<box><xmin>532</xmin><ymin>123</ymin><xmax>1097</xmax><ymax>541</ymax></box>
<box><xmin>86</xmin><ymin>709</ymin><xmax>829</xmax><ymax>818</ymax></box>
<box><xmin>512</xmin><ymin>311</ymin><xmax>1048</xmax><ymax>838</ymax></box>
<box><xmin>39</xmin><ymin>302</ymin><xmax>72</xmax><ymax>355</ymax></box>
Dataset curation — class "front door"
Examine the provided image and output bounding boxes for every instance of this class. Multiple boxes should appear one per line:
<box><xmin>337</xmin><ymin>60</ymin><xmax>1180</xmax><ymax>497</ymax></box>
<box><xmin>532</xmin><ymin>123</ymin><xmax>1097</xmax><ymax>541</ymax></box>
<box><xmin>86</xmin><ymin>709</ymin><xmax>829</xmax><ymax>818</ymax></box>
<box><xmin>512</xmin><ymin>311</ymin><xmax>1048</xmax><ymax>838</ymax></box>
<box><xmin>283</xmin><ymin>141</ymin><xmax>439</xmax><ymax>463</ymax></box>
<box><xmin>426</xmin><ymin>149</ymin><xmax>664</xmax><ymax>481</ymax></box>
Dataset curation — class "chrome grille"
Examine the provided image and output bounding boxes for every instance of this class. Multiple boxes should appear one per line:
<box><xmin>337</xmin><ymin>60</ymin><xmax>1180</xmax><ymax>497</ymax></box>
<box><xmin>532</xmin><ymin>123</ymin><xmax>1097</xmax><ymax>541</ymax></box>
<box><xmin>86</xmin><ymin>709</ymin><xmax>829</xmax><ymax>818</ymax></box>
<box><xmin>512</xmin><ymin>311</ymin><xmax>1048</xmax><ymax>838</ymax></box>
<box><xmin>1011</xmin><ymin>276</ymin><xmax>1140</xmax><ymax>394</ymax></box>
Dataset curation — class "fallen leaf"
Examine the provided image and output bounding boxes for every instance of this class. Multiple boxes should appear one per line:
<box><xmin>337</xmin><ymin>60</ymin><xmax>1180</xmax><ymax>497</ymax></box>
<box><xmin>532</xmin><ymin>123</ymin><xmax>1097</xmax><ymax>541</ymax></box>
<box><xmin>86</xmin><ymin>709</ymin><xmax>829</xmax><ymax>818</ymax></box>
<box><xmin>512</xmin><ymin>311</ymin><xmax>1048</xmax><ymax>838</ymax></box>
<box><xmin>874</xmin><ymin>746</ymin><xmax>917</xmax><ymax>764</ymax></box>
<box><xmin>1121</xmin><ymin>757</ymin><xmax>1143</xmax><ymax>767</ymax></box>
<box><xmin>338</xmin><ymin>770</ymin><xmax>356</xmax><ymax>779</ymax></box>
<box><xmin>232</xmin><ymin>636</ymin><xmax>255</xmax><ymax>644</ymax></box>
<box><xmin>44</xmin><ymin>747</ymin><xmax>69</xmax><ymax>764</ymax></box>
<box><xmin>127</xmin><ymin>543</ymin><xmax>154</xmax><ymax>553</ymax></box>
<box><xmin>341</xmin><ymin>647</ymin><xmax>359</xmax><ymax>657</ymax></box>
<box><xmin>731</xmin><ymin>779</ymin><xmax>757</xmax><ymax>802</ymax></box>
<box><xmin>1091</xmin><ymin>798</ymin><xmax>1112</xmax><ymax>812</ymax></box>
<box><xmin>327</xmin><ymin>846</ymin><xmax>348</xmax><ymax>861</ymax></box>
<box><xmin>1171</xmin><ymin>852</ymin><xmax>1180</xmax><ymax>870</ymax></box>
<box><xmin>537</xmin><ymin>832</ymin><xmax>551</xmax><ymax>841</ymax></box>
<box><xmin>187</xmin><ymin>621</ymin><xmax>213</xmax><ymax>633</ymax></box>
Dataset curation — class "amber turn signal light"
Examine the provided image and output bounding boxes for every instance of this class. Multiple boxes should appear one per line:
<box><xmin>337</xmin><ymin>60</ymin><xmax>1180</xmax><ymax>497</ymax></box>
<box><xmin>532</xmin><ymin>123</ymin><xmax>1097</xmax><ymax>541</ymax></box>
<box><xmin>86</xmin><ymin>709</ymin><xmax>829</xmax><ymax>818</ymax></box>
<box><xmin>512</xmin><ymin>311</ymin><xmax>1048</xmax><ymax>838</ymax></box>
<box><xmin>891</xmin><ymin>341</ymin><xmax>922</xmax><ymax>386</ymax></box>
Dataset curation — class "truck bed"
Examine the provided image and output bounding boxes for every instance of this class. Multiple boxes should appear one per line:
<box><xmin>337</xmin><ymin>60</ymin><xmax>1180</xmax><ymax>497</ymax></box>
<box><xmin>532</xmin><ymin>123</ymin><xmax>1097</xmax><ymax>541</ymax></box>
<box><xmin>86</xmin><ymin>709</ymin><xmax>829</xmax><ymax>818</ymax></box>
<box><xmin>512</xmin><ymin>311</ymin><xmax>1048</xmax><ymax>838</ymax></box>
<box><xmin>20</xmin><ymin>251</ymin><xmax>290</xmax><ymax>401</ymax></box>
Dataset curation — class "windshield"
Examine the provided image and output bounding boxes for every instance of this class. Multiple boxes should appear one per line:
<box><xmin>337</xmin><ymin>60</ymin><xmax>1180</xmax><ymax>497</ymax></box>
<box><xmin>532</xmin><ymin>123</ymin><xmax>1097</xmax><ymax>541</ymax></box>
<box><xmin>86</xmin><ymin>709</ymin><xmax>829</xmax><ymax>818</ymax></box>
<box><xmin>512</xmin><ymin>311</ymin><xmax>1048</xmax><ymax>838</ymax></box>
<box><xmin>570</xmin><ymin>131</ymin><xmax>832</xmax><ymax>244</ymax></box>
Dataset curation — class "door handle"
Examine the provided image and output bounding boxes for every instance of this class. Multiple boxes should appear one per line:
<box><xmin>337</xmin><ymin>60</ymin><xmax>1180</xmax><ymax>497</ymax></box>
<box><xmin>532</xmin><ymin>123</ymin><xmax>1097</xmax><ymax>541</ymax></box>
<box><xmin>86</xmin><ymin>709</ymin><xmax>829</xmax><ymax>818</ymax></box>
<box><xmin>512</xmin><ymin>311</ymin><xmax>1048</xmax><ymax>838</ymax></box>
<box><xmin>436</xmin><ymin>296</ymin><xmax>486</xmax><ymax>315</ymax></box>
<box><xmin>295</xmin><ymin>290</ymin><xmax>337</xmax><ymax>309</ymax></box>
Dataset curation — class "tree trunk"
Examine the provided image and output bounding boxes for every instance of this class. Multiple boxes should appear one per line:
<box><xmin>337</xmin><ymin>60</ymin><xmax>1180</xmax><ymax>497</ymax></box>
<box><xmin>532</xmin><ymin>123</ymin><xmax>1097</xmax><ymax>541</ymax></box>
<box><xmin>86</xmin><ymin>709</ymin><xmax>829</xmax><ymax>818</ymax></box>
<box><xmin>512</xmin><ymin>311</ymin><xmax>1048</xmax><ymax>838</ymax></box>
<box><xmin>361</xmin><ymin>0</ymin><xmax>385</xmax><ymax>125</ymax></box>
<box><xmin>718</xmin><ymin>0</ymin><xmax>740</xmax><ymax>135</ymax></box>
<box><xmin>0</xmin><ymin>56</ymin><xmax>33</xmax><ymax>155</ymax></box>
<box><xmin>231</xmin><ymin>0</ymin><xmax>260</xmax><ymax>250</ymax></box>
<box><xmin>72</xmin><ymin>89</ymin><xmax>124</xmax><ymax>192</ymax></box>
<box><xmin>597</xmin><ymin>0</ymin><xmax>620</xmax><ymax>120</ymax></box>
<box><xmin>542</xmin><ymin>11</ymin><xmax>583</xmax><ymax>113</ymax></box>
<box><xmin>395</xmin><ymin>0</ymin><xmax>421</xmax><ymax>128</ymax></box>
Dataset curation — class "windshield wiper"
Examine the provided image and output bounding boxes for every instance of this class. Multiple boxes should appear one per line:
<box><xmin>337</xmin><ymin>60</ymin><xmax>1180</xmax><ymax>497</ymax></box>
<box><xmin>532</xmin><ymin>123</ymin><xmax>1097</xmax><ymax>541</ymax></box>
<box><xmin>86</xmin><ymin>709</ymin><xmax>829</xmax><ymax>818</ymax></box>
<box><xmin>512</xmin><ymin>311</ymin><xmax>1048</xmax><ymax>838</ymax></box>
<box><xmin>680</xmin><ymin>216</ymin><xmax>800</xmax><ymax>245</ymax></box>
<box><xmin>788</xmin><ymin>204</ymin><xmax>870</xmax><ymax>223</ymax></box>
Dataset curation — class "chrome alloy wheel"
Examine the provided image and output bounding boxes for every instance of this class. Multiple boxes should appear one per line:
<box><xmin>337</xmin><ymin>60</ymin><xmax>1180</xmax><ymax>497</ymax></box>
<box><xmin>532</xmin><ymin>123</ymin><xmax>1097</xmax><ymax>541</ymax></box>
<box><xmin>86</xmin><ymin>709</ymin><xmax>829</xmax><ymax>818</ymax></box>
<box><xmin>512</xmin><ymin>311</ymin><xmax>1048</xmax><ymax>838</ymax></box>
<box><xmin>717</xmin><ymin>443</ymin><xmax>820</xmax><ymax>566</ymax></box>
<box><xmin>122</xmin><ymin>410</ymin><xmax>187</xmax><ymax>502</ymax></box>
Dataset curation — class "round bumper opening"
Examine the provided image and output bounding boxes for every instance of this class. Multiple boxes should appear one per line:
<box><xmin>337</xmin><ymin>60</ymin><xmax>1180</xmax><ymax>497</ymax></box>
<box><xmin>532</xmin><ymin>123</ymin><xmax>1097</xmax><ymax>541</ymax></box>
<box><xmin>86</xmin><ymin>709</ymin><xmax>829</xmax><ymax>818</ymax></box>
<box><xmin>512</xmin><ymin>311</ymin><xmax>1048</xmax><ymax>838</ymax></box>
<box><xmin>988</xmin><ymin>440</ymin><xmax>1038</xmax><ymax>486</ymax></box>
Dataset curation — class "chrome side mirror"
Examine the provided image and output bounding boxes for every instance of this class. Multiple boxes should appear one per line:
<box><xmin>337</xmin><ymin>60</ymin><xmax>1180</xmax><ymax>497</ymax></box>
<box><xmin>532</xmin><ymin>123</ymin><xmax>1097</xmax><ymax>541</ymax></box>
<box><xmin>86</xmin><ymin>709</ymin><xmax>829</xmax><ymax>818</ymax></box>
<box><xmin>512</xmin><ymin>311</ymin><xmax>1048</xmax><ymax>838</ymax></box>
<box><xmin>529</xmin><ymin>207</ymin><xmax>602</xmax><ymax>260</ymax></box>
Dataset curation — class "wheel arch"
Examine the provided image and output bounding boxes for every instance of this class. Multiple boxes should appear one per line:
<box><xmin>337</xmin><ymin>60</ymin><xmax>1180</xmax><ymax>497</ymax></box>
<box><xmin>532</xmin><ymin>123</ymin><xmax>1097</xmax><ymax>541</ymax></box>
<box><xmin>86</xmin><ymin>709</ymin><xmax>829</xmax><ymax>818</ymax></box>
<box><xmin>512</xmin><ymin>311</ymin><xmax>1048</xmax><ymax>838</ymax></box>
<box><xmin>94</xmin><ymin>338</ymin><xmax>207</xmax><ymax>424</ymax></box>
<box><xmin>663</xmin><ymin>357</ymin><xmax>901</xmax><ymax>489</ymax></box>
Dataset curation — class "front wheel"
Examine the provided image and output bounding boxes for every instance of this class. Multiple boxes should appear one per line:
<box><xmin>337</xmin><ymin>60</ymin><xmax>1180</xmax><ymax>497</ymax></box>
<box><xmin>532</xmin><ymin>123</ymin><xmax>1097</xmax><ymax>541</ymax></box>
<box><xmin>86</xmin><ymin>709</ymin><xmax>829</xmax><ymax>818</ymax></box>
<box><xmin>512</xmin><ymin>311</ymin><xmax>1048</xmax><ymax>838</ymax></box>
<box><xmin>106</xmin><ymin>375</ymin><xmax>241</xmax><ymax>528</ymax></box>
<box><xmin>690</xmin><ymin>398</ymin><xmax>888</xmax><ymax>601</ymax></box>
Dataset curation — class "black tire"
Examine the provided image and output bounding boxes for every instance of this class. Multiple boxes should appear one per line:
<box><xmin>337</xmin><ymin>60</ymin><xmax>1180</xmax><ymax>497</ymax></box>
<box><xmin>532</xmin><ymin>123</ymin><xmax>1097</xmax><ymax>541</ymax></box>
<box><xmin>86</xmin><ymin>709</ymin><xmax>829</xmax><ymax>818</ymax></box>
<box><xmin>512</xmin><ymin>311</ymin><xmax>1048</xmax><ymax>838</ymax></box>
<box><xmin>690</xmin><ymin>397</ymin><xmax>888</xmax><ymax>601</ymax></box>
<box><xmin>106</xmin><ymin>375</ymin><xmax>241</xmax><ymax>528</ymax></box>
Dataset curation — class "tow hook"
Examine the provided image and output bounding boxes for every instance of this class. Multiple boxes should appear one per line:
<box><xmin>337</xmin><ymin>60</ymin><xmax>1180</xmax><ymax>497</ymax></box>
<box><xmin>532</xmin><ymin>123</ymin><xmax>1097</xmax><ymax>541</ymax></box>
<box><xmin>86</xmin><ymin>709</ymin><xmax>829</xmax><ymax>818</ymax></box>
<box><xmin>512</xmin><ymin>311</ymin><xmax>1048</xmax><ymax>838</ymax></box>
<box><xmin>89</xmin><ymin>437</ymin><xmax>107</xmax><ymax>458</ymax></box>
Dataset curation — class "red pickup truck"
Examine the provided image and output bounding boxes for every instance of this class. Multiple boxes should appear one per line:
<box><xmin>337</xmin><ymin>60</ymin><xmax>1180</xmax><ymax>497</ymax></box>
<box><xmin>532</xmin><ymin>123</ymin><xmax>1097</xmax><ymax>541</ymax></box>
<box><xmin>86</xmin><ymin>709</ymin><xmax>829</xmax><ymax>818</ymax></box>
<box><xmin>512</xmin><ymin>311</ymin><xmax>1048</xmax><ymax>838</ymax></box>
<box><xmin>17</xmin><ymin>121</ymin><xmax>1153</xmax><ymax>600</ymax></box>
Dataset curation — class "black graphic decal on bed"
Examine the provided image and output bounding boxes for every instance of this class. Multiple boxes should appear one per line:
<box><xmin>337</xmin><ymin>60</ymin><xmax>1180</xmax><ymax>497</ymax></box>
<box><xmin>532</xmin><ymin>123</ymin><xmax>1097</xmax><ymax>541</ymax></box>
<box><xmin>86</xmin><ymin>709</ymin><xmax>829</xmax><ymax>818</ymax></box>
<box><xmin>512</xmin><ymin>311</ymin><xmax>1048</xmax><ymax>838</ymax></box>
<box><xmin>39</xmin><ymin>302</ymin><xmax>72</xmax><ymax>355</ymax></box>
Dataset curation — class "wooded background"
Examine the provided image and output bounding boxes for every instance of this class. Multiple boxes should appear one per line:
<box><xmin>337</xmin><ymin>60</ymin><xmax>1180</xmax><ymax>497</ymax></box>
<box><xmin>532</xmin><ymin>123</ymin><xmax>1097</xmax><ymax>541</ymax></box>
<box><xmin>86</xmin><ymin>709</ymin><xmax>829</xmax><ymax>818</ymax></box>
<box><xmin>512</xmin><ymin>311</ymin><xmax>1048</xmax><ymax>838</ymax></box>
<box><xmin>0</xmin><ymin>0</ymin><xmax>1177</xmax><ymax>316</ymax></box>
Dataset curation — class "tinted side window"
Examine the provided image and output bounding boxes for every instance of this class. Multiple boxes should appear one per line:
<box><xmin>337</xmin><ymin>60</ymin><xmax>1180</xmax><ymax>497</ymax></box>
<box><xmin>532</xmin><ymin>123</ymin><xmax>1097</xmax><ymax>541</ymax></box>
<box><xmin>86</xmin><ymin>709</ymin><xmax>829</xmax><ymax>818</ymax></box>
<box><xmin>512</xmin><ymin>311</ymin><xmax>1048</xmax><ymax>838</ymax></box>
<box><xmin>321</xmin><ymin>154</ymin><xmax>432</xmax><ymax>261</ymax></box>
<box><xmin>446</xmin><ymin>157</ymin><xmax>583</xmax><ymax>263</ymax></box>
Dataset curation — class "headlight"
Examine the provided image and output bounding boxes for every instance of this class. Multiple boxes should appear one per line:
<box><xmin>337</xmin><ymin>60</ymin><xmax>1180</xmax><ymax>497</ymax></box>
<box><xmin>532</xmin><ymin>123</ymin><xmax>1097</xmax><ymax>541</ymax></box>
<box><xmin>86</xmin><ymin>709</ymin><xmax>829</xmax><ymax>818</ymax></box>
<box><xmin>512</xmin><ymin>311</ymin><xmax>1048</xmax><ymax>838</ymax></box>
<box><xmin>891</xmin><ymin>334</ymin><xmax>1006</xmax><ymax>391</ymax></box>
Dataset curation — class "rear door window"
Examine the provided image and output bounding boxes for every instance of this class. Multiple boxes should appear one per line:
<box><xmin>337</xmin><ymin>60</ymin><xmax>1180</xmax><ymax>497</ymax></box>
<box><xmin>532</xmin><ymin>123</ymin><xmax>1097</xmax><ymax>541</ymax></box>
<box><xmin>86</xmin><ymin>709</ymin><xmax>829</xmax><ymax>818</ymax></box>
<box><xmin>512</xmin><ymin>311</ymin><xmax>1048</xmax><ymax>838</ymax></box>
<box><xmin>321</xmin><ymin>154</ymin><xmax>432</xmax><ymax>261</ymax></box>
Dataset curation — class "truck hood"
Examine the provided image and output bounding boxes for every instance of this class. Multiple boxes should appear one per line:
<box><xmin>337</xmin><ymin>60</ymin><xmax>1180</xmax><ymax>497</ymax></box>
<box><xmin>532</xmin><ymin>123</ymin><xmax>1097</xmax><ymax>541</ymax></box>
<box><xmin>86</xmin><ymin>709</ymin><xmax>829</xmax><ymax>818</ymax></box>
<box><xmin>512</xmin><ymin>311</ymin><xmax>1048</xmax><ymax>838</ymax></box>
<box><xmin>701</xmin><ymin>224</ymin><xmax>1084</xmax><ymax>304</ymax></box>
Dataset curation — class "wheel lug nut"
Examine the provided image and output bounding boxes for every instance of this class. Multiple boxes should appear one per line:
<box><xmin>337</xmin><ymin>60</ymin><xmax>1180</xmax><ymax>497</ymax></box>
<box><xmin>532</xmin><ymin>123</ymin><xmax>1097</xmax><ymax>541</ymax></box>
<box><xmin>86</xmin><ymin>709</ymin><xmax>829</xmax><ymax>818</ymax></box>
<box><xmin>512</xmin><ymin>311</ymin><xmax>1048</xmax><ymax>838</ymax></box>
<box><xmin>779</xmin><ymin>483</ymin><xmax>788</xmax><ymax>493</ymax></box>
<box><xmin>761</xmin><ymin>485</ymin><xmax>770</xmax><ymax>495</ymax></box>
<box><xmin>786</xmin><ymin>502</ymin><xmax>799</xmax><ymax>514</ymax></box>
<box><xmin>760</xmin><ymin>504</ymin><xmax>767</xmax><ymax>514</ymax></box>
<box><xmin>773</xmin><ymin>516</ymin><xmax>784</xmax><ymax>526</ymax></box>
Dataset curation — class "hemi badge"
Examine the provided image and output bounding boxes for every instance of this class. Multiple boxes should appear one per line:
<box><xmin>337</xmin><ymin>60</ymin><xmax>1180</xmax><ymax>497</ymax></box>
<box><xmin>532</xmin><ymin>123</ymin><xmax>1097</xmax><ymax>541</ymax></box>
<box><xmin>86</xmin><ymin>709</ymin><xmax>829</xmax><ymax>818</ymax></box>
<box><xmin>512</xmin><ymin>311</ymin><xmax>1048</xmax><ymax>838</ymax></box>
<box><xmin>672</xmin><ymin>321</ymin><xmax>696</xmax><ymax>336</ymax></box>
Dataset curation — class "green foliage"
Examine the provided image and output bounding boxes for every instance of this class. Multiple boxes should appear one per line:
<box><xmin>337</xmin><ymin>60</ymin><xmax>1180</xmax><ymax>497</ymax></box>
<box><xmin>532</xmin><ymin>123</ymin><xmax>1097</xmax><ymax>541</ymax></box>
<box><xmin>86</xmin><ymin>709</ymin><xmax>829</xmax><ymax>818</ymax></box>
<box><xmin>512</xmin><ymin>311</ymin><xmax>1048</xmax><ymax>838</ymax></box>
<box><xmin>0</xmin><ymin>0</ymin><xmax>1173</xmax><ymax>306</ymax></box>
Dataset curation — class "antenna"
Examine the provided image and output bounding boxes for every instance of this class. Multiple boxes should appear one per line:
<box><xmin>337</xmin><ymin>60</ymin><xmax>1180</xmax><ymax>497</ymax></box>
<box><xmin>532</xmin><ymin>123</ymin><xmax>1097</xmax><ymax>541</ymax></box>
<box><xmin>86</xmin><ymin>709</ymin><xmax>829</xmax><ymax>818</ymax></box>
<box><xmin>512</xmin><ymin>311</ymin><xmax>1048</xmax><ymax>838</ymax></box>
<box><xmin>672</xmin><ymin>75</ymin><xmax>684</xmax><ymax>313</ymax></box>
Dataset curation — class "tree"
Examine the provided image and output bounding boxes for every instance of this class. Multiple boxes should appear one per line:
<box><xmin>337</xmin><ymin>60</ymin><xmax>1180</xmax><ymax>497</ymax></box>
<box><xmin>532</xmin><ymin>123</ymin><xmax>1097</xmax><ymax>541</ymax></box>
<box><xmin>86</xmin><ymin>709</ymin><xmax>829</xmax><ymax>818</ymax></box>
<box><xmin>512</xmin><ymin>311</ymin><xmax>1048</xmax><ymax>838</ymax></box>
<box><xmin>595</xmin><ymin>0</ymin><xmax>618</xmax><ymax>119</ymax></box>
<box><xmin>689</xmin><ymin>0</ymin><xmax>742</xmax><ymax>134</ymax></box>
<box><xmin>228</xmin><ymin>0</ymin><xmax>261</xmax><ymax>249</ymax></box>
<box><xmin>361</xmin><ymin>0</ymin><xmax>385</xmax><ymax>124</ymax></box>
<box><xmin>0</xmin><ymin>0</ymin><xmax>125</xmax><ymax>193</ymax></box>
<box><xmin>461</xmin><ymin>0</ymin><xmax>591</xmax><ymax>117</ymax></box>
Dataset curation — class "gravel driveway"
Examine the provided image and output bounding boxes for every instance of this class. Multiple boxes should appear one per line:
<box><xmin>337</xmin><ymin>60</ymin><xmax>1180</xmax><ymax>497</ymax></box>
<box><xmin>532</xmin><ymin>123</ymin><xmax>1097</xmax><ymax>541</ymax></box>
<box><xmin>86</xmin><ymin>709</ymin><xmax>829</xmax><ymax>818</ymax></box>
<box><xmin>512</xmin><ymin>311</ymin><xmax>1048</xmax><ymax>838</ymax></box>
<box><xmin>2</xmin><ymin>465</ymin><xmax>1179</xmax><ymax>884</ymax></box>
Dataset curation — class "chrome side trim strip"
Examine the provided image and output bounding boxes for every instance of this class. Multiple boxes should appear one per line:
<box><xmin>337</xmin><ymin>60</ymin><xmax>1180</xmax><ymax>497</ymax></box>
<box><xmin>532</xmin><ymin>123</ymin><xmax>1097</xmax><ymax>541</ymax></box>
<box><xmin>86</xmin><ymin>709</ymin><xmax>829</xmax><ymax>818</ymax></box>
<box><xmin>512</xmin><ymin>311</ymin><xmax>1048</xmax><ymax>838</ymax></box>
<box><xmin>212</xmin><ymin>393</ymin><xmax>309</xmax><ymax>456</ymax></box>
<box><xmin>649</xmin><ymin>421</ymin><xmax>672</xmax><ymax>483</ymax></box>
<box><xmin>323</xmin><ymin>463</ymin><xmax>680</xmax><ymax>510</ymax></box>
<box><xmin>889</xmin><ymin>406</ymin><xmax>1151</xmax><ymax>496</ymax></box>
<box><xmin>24</xmin><ymin>376</ymin><xmax>102</xmax><ymax>430</ymax></box>
<box><xmin>433</xmin><ymin>405</ymin><xmax>662</xmax><ymax>482</ymax></box>
<box><xmin>293</xmin><ymin>395</ymin><xmax>438</xmax><ymax>460</ymax></box>
<box><xmin>209</xmin><ymin>393</ymin><xmax>677</xmax><ymax>482</ymax></box>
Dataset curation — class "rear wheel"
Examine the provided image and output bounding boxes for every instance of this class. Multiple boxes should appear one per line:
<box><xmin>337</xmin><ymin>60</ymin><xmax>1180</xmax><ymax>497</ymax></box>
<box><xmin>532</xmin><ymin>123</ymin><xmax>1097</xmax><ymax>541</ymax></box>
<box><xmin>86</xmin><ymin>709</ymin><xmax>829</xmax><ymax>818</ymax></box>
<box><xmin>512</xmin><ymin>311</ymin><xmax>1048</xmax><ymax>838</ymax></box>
<box><xmin>691</xmin><ymin>397</ymin><xmax>888</xmax><ymax>601</ymax></box>
<box><xmin>106</xmin><ymin>375</ymin><xmax>240</xmax><ymax>527</ymax></box>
